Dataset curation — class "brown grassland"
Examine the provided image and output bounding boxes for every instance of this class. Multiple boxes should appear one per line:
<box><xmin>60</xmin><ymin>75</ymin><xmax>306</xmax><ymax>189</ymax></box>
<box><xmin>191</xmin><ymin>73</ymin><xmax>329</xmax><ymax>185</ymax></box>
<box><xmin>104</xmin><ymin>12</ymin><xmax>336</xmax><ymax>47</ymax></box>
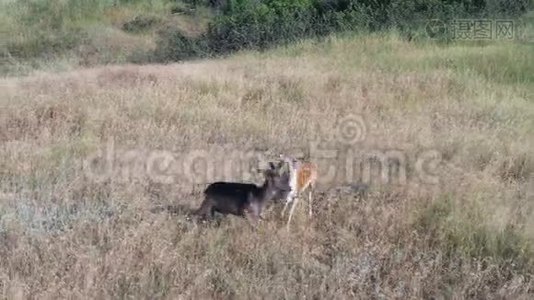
<box><xmin>1</xmin><ymin>33</ymin><xmax>534</xmax><ymax>298</ymax></box>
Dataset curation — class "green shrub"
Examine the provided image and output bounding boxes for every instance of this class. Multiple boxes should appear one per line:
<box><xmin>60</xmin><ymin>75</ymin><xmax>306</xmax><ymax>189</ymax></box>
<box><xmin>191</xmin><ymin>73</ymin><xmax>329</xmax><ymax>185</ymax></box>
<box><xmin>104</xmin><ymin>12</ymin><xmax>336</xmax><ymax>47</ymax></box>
<box><xmin>484</xmin><ymin>0</ymin><xmax>531</xmax><ymax>17</ymax></box>
<box><xmin>153</xmin><ymin>27</ymin><xmax>210</xmax><ymax>62</ymax></box>
<box><xmin>204</xmin><ymin>0</ymin><xmax>317</xmax><ymax>53</ymax></box>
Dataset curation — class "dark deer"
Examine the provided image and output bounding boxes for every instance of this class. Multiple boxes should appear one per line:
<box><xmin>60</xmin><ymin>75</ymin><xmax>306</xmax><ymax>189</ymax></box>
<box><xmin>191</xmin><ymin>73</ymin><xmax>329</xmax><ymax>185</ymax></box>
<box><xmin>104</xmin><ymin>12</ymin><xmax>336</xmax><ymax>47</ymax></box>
<box><xmin>193</xmin><ymin>162</ymin><xmax>291</xmax><ymax>226</ymax></box>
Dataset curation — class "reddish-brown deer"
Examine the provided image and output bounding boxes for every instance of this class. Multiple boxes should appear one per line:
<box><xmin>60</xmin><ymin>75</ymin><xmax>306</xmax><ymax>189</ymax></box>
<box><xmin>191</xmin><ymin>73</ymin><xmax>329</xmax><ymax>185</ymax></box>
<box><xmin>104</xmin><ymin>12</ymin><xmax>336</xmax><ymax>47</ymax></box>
<box><xmin>279</xmin><ymin>154</ymin><xmax>318</xmax><ymax>229</ymax></box>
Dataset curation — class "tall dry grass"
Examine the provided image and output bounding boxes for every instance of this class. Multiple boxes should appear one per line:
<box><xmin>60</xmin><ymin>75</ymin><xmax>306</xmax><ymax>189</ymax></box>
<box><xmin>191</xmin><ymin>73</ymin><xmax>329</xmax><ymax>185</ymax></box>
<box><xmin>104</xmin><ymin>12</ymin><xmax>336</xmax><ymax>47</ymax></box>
<box><xmin>1</xmin><ymin>33</ymin><xmax>533</xmax><ymax>298</ymax></box>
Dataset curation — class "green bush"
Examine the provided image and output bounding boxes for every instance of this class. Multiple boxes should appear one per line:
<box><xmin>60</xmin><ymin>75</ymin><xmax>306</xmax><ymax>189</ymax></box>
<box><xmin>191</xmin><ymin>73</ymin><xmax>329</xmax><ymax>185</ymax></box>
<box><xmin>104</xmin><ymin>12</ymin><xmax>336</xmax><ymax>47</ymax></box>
<box><xmin>485</xmin><ymin>0</ymin><xmax>531</xmax><ymax>17</ymax></box>
<box><xmin>205</xmin><ymin>0</ymin><xmax>318</xmax><ymax>53</ymax></box>
<box><xmin>153</xmin><ymin>27</ymin><xmax>211</xmax><ymax>62</ymax></box>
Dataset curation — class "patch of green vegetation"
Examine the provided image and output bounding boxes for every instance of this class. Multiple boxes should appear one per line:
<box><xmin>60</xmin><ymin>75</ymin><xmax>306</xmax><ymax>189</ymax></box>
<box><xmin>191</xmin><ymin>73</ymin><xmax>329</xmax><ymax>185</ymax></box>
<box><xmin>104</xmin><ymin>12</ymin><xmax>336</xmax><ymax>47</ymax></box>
<box><xmin>0</xmin><ymin>0</ymin><xmax>206</xmax><ymax>75</ymax></box>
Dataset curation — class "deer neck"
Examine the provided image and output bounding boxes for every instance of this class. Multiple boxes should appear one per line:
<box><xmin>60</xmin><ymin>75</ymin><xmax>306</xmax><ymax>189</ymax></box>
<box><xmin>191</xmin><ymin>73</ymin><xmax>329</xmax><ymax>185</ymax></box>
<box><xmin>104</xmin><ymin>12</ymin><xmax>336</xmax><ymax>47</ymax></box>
<box><xmin>287</xmin><ymin>162</ymin><xmax>299</xmax><ymax>193</ymax></box>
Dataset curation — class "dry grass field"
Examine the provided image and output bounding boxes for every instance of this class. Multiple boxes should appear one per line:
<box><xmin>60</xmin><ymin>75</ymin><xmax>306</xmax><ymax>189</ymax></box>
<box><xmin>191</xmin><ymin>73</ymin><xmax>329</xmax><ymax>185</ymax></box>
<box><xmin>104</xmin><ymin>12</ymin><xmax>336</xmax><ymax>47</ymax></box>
<box><xmin>1</xmin><ymin>32</ymin><xmax>534</xmax><ymax>298</ymax></box>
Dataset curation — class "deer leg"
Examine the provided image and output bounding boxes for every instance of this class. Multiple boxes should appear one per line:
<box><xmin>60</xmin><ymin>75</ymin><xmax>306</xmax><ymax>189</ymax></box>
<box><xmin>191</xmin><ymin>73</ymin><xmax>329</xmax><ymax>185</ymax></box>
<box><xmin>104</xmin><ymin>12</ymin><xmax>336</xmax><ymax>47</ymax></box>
<box><xmin>260</xmin><ymin>208</ymin><xmax>267</xmax><ymax>219</ymax></box>
<box><xmin>308</xmin><ymin>189</ymin><xmax>313</xmax><ymax>217</ymax></box>
<box><xmin>260</xmin><ymin>201</ymin><xmax>274</xmax><ymax>220</ymax></box>
<box><xmin>308</xmin><ymin>183</ymin><xmax>315</xmax><ymax>218</ymax></box>
<box><xmin>281</xmin><ymin>191</ymin><xmax>295</xmax><ymax>217</ymax></box>
<box><xmin>258</xmin><ymin>204</ymin><xmax>267</xmax><ymax>221</ymax></box>
<box><xmin>194</xmin><ymin>197</ymin><xmax>213</xmax><ymax>221</ymax></box>
<box><xmin>286</xmin><ymin>196</ymin><xmax>300</xmax><ymax>230</ymax></box>
<box><xmin>244</xmin><ymin>198</ymin><xmax>261</xmax><ymax>229</ymax></box>
<box><xmin>281</xmin><ymin>200</ymin><xmax>289</xmax><ymax>217</ymax></box>
<box><xmin>245</xmin><ymin>209</ymin><xmax>259</xmax><ymax>229</ymax></box>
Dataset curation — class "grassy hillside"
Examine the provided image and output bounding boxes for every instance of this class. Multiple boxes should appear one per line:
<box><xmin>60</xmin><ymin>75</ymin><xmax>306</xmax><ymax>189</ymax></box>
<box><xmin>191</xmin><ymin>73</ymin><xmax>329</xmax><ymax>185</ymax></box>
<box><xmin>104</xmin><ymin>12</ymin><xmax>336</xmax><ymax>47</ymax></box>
<box><xmin>3</xmin><ymin>0</ymin><xmax>532</xmax><ymax>77</ymax></box>
<box><xmin>0</xmin><ymin>0</ymin><xmax>212</xmax><ymax>75</ymax></box>
<box><xmin>1</xmin><ymin>31</ymin><xmax>533</xmax><ymax>298</ymax></box>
